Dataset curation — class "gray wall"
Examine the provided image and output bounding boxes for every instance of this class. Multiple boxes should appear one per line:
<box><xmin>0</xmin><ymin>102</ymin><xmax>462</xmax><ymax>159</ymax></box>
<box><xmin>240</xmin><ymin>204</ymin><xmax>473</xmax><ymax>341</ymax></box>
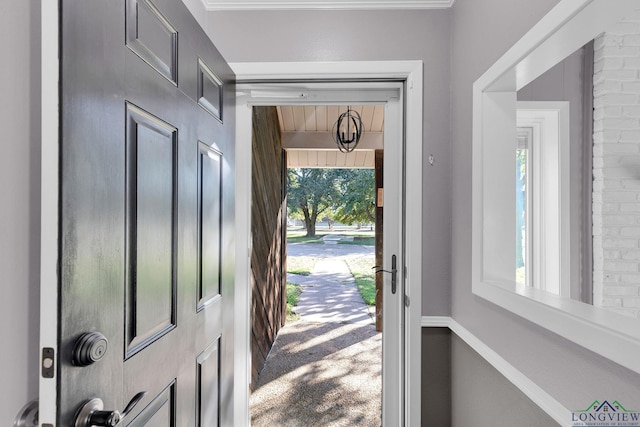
<box><xmin>451</xmin><ymin>0</ymin><xmax>640</xmax><ymax>414</ymax></box>
<box><xmin>421</xmin><ymin>328</ymin><xmax>451</xmax><ymax>426</ymax></box>
<box><xmin>205</xmin><ymin>9</ymin><xmax>453</xmax><ymax>316</ymax></box>
<box><xmin>422</xmin><ymin>328</ymin><xmax>563</xmax><ymax>426</ymax></box>
<box><xmin>0</xmin><ymin>0</ymin><xmax>41</xmax><ymax>423</ymax></box>
<box><xmin>451</xmin><ymin>335</ymin><xmax>559</xmax><ymax>426</ymax></box>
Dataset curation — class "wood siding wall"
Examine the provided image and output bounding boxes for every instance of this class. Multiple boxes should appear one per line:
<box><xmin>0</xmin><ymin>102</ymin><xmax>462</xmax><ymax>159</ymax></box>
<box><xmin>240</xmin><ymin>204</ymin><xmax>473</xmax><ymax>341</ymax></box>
<box><xmin>375</xmin><ymin>150</ymin><xmax>384</xmax><ymax>332</ymax></box>
<box><xmin>250</xmin><ymin>106</ymin><xmax>287</xmax><ymax>389</ymax></box>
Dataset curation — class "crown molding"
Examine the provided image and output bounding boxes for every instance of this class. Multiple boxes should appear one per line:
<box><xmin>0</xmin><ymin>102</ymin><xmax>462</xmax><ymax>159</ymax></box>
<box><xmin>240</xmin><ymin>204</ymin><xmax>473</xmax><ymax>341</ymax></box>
<box><xmin>202</xmin><ymin>0</ymin><xmax>454</xmax><ymax>11</ymax></box>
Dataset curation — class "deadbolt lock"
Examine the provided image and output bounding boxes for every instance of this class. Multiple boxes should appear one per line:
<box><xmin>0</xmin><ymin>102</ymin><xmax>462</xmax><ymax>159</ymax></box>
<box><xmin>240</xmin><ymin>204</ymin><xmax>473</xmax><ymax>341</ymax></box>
<box><xmin>72</xmin><ymin>332</ymin><xmax>108</xmax><ymax>366</ymax></box>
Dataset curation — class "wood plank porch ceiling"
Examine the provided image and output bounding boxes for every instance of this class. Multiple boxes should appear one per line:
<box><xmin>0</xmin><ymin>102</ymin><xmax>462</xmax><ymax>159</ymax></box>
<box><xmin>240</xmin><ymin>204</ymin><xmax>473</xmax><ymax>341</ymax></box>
<box><xmin>277</xmin><ymin>105</ymin><xmax>384</xmax><ymax>168</ymax></box>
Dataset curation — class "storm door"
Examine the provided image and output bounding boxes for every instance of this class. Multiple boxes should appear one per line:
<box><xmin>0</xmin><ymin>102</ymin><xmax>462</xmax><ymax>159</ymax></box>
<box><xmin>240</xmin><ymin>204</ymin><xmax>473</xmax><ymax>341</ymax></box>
<box><xmin>236</xmin><ymin>83</ymin><xmax>405</xmax><ymax>425</ymax></box>
<box><xmin>51</xmin><ymin>0</ymin><xmax>235</xmax><ymax>425</ymax></box>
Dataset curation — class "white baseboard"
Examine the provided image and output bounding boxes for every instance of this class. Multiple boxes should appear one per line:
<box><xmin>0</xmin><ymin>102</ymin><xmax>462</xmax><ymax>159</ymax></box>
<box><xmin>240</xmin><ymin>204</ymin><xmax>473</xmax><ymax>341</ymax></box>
<box><xmin>422</xmin><ymin>316</ymin><xmax>572</xmax><ymax>426</ymax></box>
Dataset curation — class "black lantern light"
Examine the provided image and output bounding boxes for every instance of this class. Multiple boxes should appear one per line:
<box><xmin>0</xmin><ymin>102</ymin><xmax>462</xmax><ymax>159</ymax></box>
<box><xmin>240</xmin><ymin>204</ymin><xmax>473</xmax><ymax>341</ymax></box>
<box><xmin>332</xmin><ymin>106</ymin><xmax>364</xmax><ymax>153</ymax></box>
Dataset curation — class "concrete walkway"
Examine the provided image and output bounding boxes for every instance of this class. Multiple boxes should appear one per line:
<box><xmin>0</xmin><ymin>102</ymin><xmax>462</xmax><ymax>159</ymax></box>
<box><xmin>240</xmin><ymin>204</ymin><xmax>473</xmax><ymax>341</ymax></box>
<box><xmin>250</xmin><ymin>242</ymin><xmax>381</xmax><ymax>427</ymax></box>
<box><xmin>289</xmin><ymin>258</ymin><xmax>375</xmax><ymax>325</ymax></box>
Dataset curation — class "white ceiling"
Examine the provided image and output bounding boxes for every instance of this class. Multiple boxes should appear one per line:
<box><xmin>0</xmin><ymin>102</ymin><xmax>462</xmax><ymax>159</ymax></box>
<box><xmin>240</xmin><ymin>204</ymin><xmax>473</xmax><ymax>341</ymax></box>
<box><xmin>276</xmin><ymin>105</ymin><xmax>383</xmax><ymax>168</ymax></box>
<box><xmin>203</xmin><ymin>0</ymin><xmax>454</xmax><ymax>11</ymax></box>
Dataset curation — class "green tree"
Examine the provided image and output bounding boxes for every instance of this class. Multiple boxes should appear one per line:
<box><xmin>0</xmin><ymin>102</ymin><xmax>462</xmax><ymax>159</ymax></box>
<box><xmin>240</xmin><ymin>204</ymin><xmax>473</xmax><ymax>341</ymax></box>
<box><xmin>287</xmin><ymin>168</ymin><xmax>342</xmax><ymax>237</ymax></box>
<box><xmin>334</xmin><ymin>169</ymin><xmax>375</xmax><ymax>227</ymax></box>
<box><xmin>288</xmin><ymin>168</ymin><xmax>376</xmax><ymax>236</ymax></box>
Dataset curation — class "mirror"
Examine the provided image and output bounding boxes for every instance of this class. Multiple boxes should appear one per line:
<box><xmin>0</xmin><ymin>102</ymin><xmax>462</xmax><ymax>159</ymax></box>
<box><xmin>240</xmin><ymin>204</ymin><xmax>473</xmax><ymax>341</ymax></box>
<box><xmin>514</xmin><ymin>42</ymin><xmax>588</xmax><ymax>303</ymax></box>
<box><xmin>472</xmin><ymin>0</ymin><xmax>640</xmax><ymax>374</ymax></box>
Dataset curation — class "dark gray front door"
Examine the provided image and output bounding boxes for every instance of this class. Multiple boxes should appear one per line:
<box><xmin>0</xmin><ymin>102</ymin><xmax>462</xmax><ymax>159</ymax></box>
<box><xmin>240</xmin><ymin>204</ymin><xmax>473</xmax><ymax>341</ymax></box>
<box><xmin>58</xmin><ymin>0</ymin><xmax>235</xmax><ymax>425</ymax></box>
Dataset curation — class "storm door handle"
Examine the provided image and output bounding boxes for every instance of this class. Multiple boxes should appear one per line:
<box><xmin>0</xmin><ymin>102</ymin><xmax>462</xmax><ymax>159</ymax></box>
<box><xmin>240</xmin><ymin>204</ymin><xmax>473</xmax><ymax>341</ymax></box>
<box><xmin>372</xmin><ymin>254</ymin><xmax>398</xmax><ymax>294</ymax></box>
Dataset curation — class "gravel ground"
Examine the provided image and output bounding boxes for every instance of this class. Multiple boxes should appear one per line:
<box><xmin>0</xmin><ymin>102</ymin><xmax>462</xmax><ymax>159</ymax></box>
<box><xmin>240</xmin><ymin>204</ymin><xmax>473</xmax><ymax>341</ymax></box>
<box><xmin>249</xmin><ymin>321</ymin><xmax>382</xmax><ymax>427</ymax></box>
<box><xmin>250</xmin><ymin>243</ymin><xmax>382</xmax><ymax>426</ymax></box>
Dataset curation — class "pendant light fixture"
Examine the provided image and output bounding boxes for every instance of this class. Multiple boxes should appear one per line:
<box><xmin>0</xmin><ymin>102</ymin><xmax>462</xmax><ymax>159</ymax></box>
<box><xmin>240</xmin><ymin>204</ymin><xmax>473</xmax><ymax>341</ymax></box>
<box><xmin>332</xmin><ymin>106</ymin><xmax>364</xmax><ymax>153</ymax></box>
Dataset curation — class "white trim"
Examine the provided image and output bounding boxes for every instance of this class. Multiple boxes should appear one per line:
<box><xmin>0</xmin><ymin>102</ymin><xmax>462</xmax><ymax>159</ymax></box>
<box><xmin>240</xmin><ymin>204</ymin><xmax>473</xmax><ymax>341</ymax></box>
<box><xmin>39</xmin><ymin>0</ymin><xmax>59</xmax><ymax>423</ymax></box>
<box><xmin>472</xmin><ymin>0</ymin><xmax>640</xmax><ymax>376</ymax></box>
<box><xmin>420</xmin><ymin>316</ymin><xmax>451</xmax><ymax>328</ymax></box>
<box><xmin>402</xmin><ymin>65</ymin><xmax>423</xmax><ymax>427</ymax></box>
<box><xmin>517</xmin><ymin>102</ymin><xmax>571</xmax><ymax>297</ymax></box>
<box><xmin>203</xmin><ymin>0</ymin><xmax>454</xmax><ymax>11</ymax></box>
<box><xmin>232</xmin><ymin>60</ymin><xmax>423</xmax><ymax>427</ymax></box>
<box><xmin>422</xmin><ymin>317</ymin><xmax>572</xmax><ymax>426</ymax></box>
<box><xmin>234</xmin><ymin>100</ymin><xmax>253</xmax><ymax>427</ymax></box>
<box><xmin>232</xmin><ymin>61</ymin><xmax>424</xmax><ymax>82</ymax></box>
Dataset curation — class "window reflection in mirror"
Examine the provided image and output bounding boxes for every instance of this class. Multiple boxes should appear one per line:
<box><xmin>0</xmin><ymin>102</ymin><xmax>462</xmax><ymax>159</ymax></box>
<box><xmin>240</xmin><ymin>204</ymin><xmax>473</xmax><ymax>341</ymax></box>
<box><xmin>515</xmin><ymin>104</ymin><xmax>570</xmax><ymax>297</ymax></box>
<box><xmin>516</xmin><ymin>128</ymin><xmax>532</xmax><ymax>287</ymax></box>
<box><xmin>515</xmin><ymin>40</ymin><xmax>593</xmax><ymax>302</ymax></box>
<box><xmin>515</xmin><ymin>15</ymin><xmax>640</xmax><ymax>319</ymax></box>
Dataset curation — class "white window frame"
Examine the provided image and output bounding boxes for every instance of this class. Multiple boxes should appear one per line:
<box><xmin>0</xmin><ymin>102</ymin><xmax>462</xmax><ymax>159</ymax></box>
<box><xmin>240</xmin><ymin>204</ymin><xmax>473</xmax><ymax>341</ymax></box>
<box><xmin>516</xmin><ymin>126</ymin><xmax>533</xmax><ymax>288</ymax></box>
<box><xmin>517</xmin><ymin>102</ymin><xmax>571</xmax><ymax>297</ymax></box>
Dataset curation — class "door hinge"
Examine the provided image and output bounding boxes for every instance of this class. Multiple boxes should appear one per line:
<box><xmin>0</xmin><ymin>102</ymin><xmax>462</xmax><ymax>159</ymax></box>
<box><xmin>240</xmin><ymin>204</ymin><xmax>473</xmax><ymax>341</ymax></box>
<box><xmin>404</xmin><ymin>295</ymin><xmax>410</xmax><ymax>307</ymax></box>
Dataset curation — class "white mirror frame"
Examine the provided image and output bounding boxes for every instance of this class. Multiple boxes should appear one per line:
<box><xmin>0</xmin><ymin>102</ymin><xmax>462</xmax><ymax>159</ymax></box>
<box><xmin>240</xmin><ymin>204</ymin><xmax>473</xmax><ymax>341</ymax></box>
<box><xmin>472</xmin><ymin>0</ymin><xmax>640</xmax><ymax>374</ymax></box>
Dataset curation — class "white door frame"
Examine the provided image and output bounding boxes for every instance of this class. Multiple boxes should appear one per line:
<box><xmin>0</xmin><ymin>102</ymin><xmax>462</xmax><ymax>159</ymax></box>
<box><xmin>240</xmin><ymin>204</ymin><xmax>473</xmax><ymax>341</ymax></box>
<box><xmin>232</xmin><ymin>61</ymin><xmax>423</xmax><ymax>427</ymax></box>
<box><xmin>39</xmin><ymin>0</ymin><xmax>60</xmax><ymax>423</ymax></box>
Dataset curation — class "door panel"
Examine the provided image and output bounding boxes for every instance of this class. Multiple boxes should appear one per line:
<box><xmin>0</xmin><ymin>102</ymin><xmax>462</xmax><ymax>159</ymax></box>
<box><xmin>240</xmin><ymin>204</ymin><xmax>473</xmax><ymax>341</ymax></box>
<box><xmin>196</xmin><ymin>340</ymin><xmax>221</xmax><ymax>427</ymax></box>
<box><xmin>59</xmin><ymin>0</ymin><xmax>235</xmax><ymax>425</ymax></box>
<box><xmin>125</xmin><ymin>104</ymin><xmax>178</xmax><ymax>358</ymax></box>
<box><xmin>198</xmin><ymin>143</ymin><xmax>223</xmax><ymax>310</ymax></box>
<box><xmin>127</xmin><ymin>382</ymin><xmax>176</xmax><ymax>427</ymax></box>
<box><xmin>126</xmin><ymin>0</ymin><xmax>178</xmax><ymax>84</ymax></box>
<box><xmin>198</xmin><ymin>60</ymin><xmax>224</xmax><ymax>120</ymax></box>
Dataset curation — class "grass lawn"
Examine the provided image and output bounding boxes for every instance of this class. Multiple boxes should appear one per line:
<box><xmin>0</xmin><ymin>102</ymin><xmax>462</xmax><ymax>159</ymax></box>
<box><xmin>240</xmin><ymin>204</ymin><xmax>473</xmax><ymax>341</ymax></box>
<box><xmin>288</xmin><ymin>234</ymin><xmax>375</xmax><ymax>245</ymax></box>
<box><xmin>287</xmin><ymin>227</ymin><xmax>375</xmax><ymax>245</ymax></box>
<box><xmin>344</xmin><ymin>255</ymin><xmax>376</xmax><ymax>306</ymax></box>
<box><xmin>286</xmin><ymin>282</ymin><xmax>302</xmax><ymax>322</ymax></box>
<box><xmin>285</xmin><ymin>255</ymin><xmax>314</xmax><ymax>321</ymax></box>
<box><xmin>286</xmin><ymin>240</ymin><xmax>376</xmax><ymax>308</ymax></box>
<box><xmin>286</xmin><ymin>256</ymin><xmax>317</xmax><ymax>276</ymax></box>
<box><xmin>287</xmin><ymin>234</ymin><xmax>325</xmax><ymax>244</ymax></box>
<box><xmin>338</xmin><ymin>236</ymin><xmax>375</xmax><ymax>246</ymax></box>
